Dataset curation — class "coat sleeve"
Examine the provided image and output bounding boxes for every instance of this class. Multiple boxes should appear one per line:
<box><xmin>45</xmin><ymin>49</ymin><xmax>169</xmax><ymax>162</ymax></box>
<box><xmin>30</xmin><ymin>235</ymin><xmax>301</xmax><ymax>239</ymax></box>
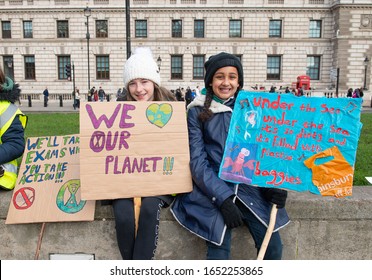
<box><xmin>187</xmin><ymin>108</ymin><xmax>235</xmax><ymax>207</ymax></box>
<box><xmin>0</xmin><ymin>116</ymin><xmax>26</xmax><ymax>165</ymax></box>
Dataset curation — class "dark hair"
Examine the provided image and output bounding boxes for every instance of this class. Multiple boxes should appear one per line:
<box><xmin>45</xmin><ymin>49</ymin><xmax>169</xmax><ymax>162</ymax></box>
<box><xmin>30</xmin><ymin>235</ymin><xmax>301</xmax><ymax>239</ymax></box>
<box><xmin>0</xmin><ymin>66</ymin><xmax>21</xmax><ymax>103</ymax></box>
<box><xmin>198</xmin><ymin>87</ymin><xmax>214</xmax><ymax>122</ymax></box>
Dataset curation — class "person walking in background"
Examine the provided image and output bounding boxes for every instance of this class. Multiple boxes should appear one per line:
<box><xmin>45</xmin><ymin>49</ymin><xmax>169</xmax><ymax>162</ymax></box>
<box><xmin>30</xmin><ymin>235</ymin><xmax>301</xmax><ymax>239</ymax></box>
<box><xmin>347</xmin><ymin>88</ymin><xmax>353</xmax><ymax>98</ymax></box>
<box><xmin>353</xmin><ymin>87</ymin><xmax>364</xmax><ymax>98</ymax></box>
<box><xmin>0</xmin><ymin>66</ymin><xmax>28</xmax><ymax>190</ymax></box>
<box><xmin>180</xmin><ymin>87</ymin><xmax>186</xmax><ymax>101</ymax></box>
<box><xmin>98</xmin><ymin>86</ymin><xmax>105</xmax><ymax>102</ymax></box>
<box><xmin>195</xmin><ymin>85</ymin><xmax>201</xmax><ymax>98</ymax></box>
<box><xmin>116</xmin><ymin>88</ymin><xmax>122</xmax><ymax>99</ymax></box>
<box><xmin>116</xmin><ymin>87</ymin><xmax>128</xmax><ymax>101</ymax></box>
<box><xmin>298</xmin><ymin>86</ymin><xmax>304</xmax><ymax>96</ymax></box>
<box><xmin>88</xmin><ymin>86</ymin><xmax>95</xmax><ymax>102</ymax></box>
<box><xmin>111</xmin><ymin>47</ymin><xmax>176</xmax><ymax>260</ymax></box>
<box><xmin>43</xmin><ymin>86</ymin><xmax>49</xmax><ymax>107</ymax></box>
<box><xmin>93</xmin><ymin>88</ymin><xmax>99</xmax><ymax>101</ymax></box>
<box><xmin>171</xmin><ymin>52</ymin><xmax>289</xmax><ymax>260</ymax></box>
<box><xmin>185</xmin><ymin>86</ymin><xmax>194</xmax><ymax>108</ymax></box>
<box><xmin>359</xmin><ymin>87</ymin><xmax>364</xmax><ymax>98</ymax></box>
<box><xmin>175</xmin><ymin>88</ymin><xmax>184</xmax><ymax>101</ymax></box>
<box><xmin>73</xmin><ymin>88</ymin><xmax>80</xmax><ymax>109</ymax></box>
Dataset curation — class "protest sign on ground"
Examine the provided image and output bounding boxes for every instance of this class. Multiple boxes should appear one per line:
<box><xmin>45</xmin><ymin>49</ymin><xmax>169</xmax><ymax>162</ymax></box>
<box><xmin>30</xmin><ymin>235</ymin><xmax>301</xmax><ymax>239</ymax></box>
<box><xmin>6</xmin><ymin>135</ymin><xmax>95</xmax><ymax>224</ymax></box>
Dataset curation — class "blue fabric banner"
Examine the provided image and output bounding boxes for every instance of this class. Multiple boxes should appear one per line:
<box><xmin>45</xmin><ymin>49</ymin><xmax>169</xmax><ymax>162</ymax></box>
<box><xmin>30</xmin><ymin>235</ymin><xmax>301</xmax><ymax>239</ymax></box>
<box><xmin>219</xmin><ymin>91</ymin><xmax>363</xmax><ymax>197</ymax></box>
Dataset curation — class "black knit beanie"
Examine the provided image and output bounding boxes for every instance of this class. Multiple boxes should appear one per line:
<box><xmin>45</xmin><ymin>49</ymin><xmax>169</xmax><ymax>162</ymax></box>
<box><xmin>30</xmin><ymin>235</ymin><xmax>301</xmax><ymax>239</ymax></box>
<box><xmin>204</xmin><ymin>52</ymin><xmax>244</xmax><ymax>89</ymax></box>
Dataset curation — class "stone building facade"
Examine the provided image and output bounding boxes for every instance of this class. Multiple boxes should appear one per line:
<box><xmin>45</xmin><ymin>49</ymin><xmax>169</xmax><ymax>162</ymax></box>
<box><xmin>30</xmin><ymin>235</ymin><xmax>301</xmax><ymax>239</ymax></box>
<box><xmin>0</xmin><ymin>0</ymin><xmax>371</xmax><ymax>96</ymax></box>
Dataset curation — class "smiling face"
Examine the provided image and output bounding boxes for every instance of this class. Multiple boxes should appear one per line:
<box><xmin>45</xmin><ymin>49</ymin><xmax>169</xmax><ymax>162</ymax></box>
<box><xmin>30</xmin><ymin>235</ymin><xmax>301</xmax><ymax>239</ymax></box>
<box><xmin>210</xmin><ymin>66</ymin><xmax>240</xmax><ymax>100</ymax></box>
<box><xmin>128</xmin><ymin>78</ymin><xmax>155</xmax><ymax>101</ymax></box>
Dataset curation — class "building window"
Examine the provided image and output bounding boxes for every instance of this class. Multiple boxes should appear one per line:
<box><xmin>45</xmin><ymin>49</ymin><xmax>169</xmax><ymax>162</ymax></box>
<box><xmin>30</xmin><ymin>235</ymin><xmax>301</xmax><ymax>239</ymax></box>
<box><xmin>2</xmin><ymin>21</ymin><xmax>11</xmax><ymax>38</ymax></box>
<box><xmin>309</xmin><ymin>20</ymin><xmax>322</xmax><ymax>38</ymax></box>
<box><xmin>135</xmin><ymin>20</ymin><xmax>147</xmax><ymax>38</ymax></box>
<box><xmin>55</xmin><ymin>0</ymin><xmax>70</xmax><ymax>4</ymax></box>
<box><xmin>193</xmin><ymin>55</ymin><xmax>205</xmax><ymax>79</ymax></box>
<box><xmin>307</xmin><ymin>56</ymin><xmax>320</xmax><ymax>80</ymax></box>
<box><xmin>269</xmin><ymin>20</ymin><xmax>282</xmax><ymax>38</ymax></box>
<box><xmin>57</xmin><ymin>20</ymin><xmax>69</xmax><ymax>38</ymax></box>
<box><xmin>229</xmin><ymin>19</ymin><xmax>242</xmax><ymax>38</ymax></box>
<box><xmin>3</xmin><ymin>56</ymin><xmax>14</xmax><ymax>80</ymax></box>
<box><xmin>194</xmin><ymin>19</ymin><xmax>204</xmax><ymax>38</ymax></box>
<box><xmin>96</xmin><ymin>55</ymin><xmax>110</xmax><ymax>80</ymax></box>
<box><xmin>23</xmin><ymin>20</ymin><xmax>33</xmax><ymax>38</ymax></box>
<box><xmin>24</xmin><ymin>55</ymin><xmax>36</xmax><ymax>80</ymax></box>
<box><xmin>309</xmin><ymin>0</ymin><xmax>325</xmax><ymax>5</ymax></box>
<box><xmin>171</xmin><ymin>55</ymin><xmax>183</xmax><ymax>79</ymax></box>
<box><xmin>96</xmin><ymin>20</ymin><xmax>108</xmax><ymax>38</ymax></box>
<box><xmin>58</xmin><ymin>56</ymin><xmax>71</xmax><ymax>80</ymax></box>
<box><xmin>172</xmin><ymin>20</ymin><xmax>182</xmax><ymax>38</ymax></box>
<box><xmin>267</xmin><ymin>56</ymin><xmax>281</xmax><ymax>80</ymax></box>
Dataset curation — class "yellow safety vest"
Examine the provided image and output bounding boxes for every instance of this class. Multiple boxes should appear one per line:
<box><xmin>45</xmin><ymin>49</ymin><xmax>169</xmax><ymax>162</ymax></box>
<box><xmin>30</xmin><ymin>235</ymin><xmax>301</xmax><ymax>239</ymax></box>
<box><xmin>0</xmin><ymin>101</ymin><xmax>28</xmax><ymax>190</ymax></box>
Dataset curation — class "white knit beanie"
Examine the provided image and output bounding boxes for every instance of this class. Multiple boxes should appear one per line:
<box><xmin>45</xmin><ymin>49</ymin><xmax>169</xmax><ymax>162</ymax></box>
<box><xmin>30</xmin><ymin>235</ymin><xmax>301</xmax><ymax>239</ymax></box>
<box><xmin>123</xmin><ymin>47</ymin><xmax>161</xmax><ymax>88</ymax></box>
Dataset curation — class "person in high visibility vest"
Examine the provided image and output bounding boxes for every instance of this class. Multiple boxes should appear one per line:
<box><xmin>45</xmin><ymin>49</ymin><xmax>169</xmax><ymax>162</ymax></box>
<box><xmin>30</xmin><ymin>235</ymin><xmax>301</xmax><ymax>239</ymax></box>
<box><xmin>0</xmin><ymin>66</ymin><xmax>28</xmax><ymax>190</ymax></box>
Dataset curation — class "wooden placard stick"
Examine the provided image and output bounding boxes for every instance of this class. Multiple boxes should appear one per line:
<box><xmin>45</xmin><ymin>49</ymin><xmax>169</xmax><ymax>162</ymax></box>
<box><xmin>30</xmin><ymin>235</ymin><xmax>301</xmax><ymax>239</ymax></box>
<box><xmin>257</xmin><ymin>204</ymin><xmax>278</xmax><ymax>260</ymax></box>
<box><xmin>34</xmin><ymin>222</ymin><xmax>46</xmax><ymax>260</ymax></box>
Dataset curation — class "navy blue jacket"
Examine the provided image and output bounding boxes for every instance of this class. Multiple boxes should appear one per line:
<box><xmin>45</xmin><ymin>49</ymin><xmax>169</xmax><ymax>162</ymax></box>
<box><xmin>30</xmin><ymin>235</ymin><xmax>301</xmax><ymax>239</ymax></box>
<box><xmin>171</xmin><ymin>94</ymin><xmax>290</xmax><ymax>245</ymax></box>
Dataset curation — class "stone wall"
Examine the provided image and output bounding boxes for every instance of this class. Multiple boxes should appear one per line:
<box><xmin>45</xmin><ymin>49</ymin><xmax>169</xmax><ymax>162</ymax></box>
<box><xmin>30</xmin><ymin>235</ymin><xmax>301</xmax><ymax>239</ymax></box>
<box><xmin>1</xmin><ymin>186</ymin><xmax>371</xmax><ymax>260</ymax></box>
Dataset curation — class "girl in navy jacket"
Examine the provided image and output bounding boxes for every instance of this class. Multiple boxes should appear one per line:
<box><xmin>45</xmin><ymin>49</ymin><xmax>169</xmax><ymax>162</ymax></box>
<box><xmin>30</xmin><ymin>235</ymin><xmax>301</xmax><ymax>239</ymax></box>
<box><xmin>171</xmin><ymin>52</ymin><xmax>290</xmax><ymax>260</ymax></box>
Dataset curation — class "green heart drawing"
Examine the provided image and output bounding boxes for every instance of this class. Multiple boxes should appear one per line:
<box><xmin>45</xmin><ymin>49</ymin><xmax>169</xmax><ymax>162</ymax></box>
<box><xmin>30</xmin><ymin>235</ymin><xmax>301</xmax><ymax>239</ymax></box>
<box><xmin>146</xmin><ymin>103</ymin><xmax>173</xmax><ymax>128</ymax></box>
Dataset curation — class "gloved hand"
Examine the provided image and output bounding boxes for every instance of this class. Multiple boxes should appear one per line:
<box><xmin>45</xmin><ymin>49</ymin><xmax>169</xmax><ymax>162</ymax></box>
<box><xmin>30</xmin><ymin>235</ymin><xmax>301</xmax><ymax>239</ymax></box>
<box><xmin>262</xmin><ymin>188</ymin><xmax>288</xmax><ymax>209</ymax></box>
<box><xmin>220</xmin><ymin>197</ymin><xmax>243</xmax><ymax>229</ymax></box>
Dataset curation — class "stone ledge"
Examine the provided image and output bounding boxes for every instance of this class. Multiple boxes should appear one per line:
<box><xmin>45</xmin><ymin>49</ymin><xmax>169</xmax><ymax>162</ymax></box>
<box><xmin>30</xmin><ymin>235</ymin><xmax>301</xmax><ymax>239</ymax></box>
<box><xmin>0</xmin><ymin>186</ymin><xmax>371</xmax><ymax>260</ymax></box>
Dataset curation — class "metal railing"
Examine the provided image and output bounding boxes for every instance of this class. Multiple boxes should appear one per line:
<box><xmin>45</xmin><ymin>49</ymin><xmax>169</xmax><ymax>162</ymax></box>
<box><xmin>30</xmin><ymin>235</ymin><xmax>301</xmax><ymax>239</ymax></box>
<box><xmin>20</xmin><ymin>93</ymin><xmax>73</xmax><ymax>100</ymax></box>
<box><xmin>247</xmin><ymin>89</ymin><xmax>359</xmax><ymax>99</ymax></box>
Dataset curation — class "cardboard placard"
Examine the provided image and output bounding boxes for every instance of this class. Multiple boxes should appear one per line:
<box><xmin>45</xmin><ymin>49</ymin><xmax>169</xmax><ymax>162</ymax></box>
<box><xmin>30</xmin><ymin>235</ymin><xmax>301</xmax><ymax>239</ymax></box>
<box><xmin>79</xmin><ymin>101</ymin><xmax>193</xmax><ymax>200</ymax></box>
<box><xmin>6</xmin><ymin>135</ymin><xmax>95</xmax><ymax>224</ymax></box>
<box><xmin>219</xmin><ymin>91</ymin><xmax>363</xmax><ymax>198</ymax></box>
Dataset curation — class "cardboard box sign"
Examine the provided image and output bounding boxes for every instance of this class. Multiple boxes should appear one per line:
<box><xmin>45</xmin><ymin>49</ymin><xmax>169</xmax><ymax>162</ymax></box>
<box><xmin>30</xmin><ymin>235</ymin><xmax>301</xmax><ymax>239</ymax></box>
<box><xmin>6</xmin><ymin>135</ymin><xmax>95</xmax><ymax>224</ymax></box>
<box><xmin>79</xmin><ymin>101</ymin><xmax>193</xmax><ymax>200</ymax></box>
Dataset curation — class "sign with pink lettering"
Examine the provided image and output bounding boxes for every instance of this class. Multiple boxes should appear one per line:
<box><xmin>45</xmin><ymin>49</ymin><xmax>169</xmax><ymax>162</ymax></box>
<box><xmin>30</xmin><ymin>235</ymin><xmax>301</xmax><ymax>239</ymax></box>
<box><xmin>219</xmin><ymin>91</ymin><xmax>363</xmax><ymax>198</ymax></box>
<box><xmin>6</xmin><ymin>135</ymin><xmax>95</xmax><ymax>224</ymax></box>
<box><xmin>79</xmin><ymin>102</ymin><xmax>193</xmax><ymax>200</ymax></box>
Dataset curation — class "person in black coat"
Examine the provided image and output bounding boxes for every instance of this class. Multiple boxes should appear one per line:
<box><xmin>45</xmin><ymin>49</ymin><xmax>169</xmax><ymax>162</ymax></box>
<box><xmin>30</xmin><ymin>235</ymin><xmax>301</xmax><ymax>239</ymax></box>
<box><xmin>43</xmin><ymin>86</ymin><xmax>49</xmax><ymax>107</ymax></box>
<box><xmin>185</xmin><ymin>86</ymin><xmax>194</xmax><ymax>108</ymax></box>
